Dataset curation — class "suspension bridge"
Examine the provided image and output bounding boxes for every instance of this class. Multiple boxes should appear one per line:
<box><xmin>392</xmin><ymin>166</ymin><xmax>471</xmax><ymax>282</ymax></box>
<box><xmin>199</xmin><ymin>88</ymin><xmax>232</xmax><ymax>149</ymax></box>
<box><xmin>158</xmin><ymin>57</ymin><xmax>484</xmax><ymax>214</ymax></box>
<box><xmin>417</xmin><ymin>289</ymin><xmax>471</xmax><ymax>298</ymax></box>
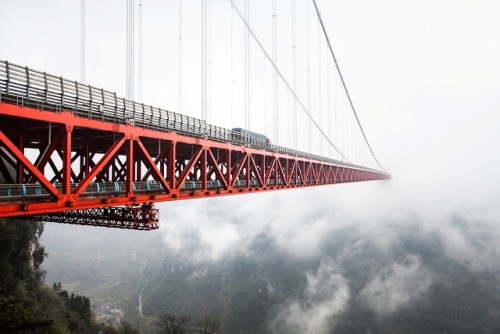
<box><xmin>0</xmin><ymin>0</ymin><xmax>389</xmax><ymax>230</ymax></box>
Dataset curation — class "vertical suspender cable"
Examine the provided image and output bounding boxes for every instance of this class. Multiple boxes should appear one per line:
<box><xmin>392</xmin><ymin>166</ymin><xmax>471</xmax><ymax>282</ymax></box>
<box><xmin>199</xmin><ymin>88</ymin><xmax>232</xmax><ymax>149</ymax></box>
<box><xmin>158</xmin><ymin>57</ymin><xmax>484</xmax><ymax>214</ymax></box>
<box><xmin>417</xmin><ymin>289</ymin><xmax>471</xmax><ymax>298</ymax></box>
<box><xmin>230</xmin><ymin>3</ymin><xmax>235</xmax><ymax>128</ymax></box>
<box><xmin>292</xmin><ymin>0</ymin><xmax>297</xmax><ymax>149</ymax></box>
<box><xmin>201</xmin><ymin>0</ymin><xmax>207</xmax><ymax>121</ymax></box>
<box><xmin>317</xmin><ymin>16</ymin><xmax>323</xmax><ymax>155</ymax></box>
<box><xmin>342</xmin><ymin>93</ymin><xmax>347</xmax><ymax>162</ymax></box>
<box><xmin>127</xmin><ymin>0</ymin><xmax>130</xmax><ymax>99</ymax></box>
<box><xmin>133</xmin><ymin>0</ymin><xmax>135</xmax><ymax>99</ymax></box>
<box><xmin>80</xmin><ymin>0</ymin><xmax>86</xmax><ymax>83</ymax></box>
<box><xmin>334</xmin><ymin>63</ymin><xmax>339</xmax><ymax>160</ymax></box>
<box><xmin>244</xmin><ymin>0</ymin><xmax>249</xmax><ymax>129</ymax></box>
<box><xmin>272</xmin><ymin>0</ymin><xmax>278</xmax><ymax>143</ymax></box>
<box><xmin>207</xmin><ymin>0</ymin><xmax>212</xmax><ymax>123</ymax></box>
<box><xmin>263</xmin><ymin>3</ymin><xmax>268</xmax><ymax>138</ymax></box>
<box><xmin>138</xmin><ymin>0</ymin><xmax>143</xmax><ymax>102</ymax></box>
<box><xmin>126</xmin><ymin>0</ymin><xmax>129</xmax><ymax>98</ymax></box>
<box><xmin>133</xmin><ymin>1</ymin><xmax>135</xmax><ymax>99</ymax></box>
<box><xmin>327</xmin><ymin>56</ymin><xmax>332</xmax><ymax>158</ymax></box>
<box><xmin>306</xmin><ymin>0</ymin><xmax>311</xmax><ymax>153</ymax></box>
<box><xmin>263</xmin><ymin>54</ymin><xmax>267</xmax><ymax>136</ymax></box>
<box><xmin>126</xmin><ymin>0</ymin><xmax>135</xmax><ymax>100</ymax></box>
<box><xmin>178</xmin><ymin>0</ymin><xmax>183</xmax><ymax>114</ymax></box>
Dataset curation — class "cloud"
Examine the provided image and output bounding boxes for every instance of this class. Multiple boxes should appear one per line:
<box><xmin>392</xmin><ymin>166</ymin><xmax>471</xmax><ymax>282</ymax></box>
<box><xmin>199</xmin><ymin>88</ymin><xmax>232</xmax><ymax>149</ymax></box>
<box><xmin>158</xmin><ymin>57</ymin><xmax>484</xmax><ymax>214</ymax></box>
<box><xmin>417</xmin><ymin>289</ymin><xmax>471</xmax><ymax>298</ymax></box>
<box><xmin>158</xmin><ymin>188</ymin><xmax>339</xmax><ymax>262</ymax></box>
<box><xmin>358</xmin><ymin>255</ymin><xmax>433</xmax><ymax>316</ymax></box>
<box><xmin>158</xmin><ymin>175</ymin><xmax>500</xmax><ymax>274</ymax></box>
<box><xmin>187</xmin><ymin>269</ymin><xmax>208</xmax><ymax>280</ymax></box>
<box><xmin>269</xmin><ymin>259</ymin><xmax>350</xmax><ymax>334</ymax></box>
<box><xmin>433</xmin><ymin>210</ymin><xmax>500</xmax><ymax>272</ymax></box>
<box><xmin>159</xmin><ymin>198</ymin><xmax>248</xmax><ymax>262</ymax></box>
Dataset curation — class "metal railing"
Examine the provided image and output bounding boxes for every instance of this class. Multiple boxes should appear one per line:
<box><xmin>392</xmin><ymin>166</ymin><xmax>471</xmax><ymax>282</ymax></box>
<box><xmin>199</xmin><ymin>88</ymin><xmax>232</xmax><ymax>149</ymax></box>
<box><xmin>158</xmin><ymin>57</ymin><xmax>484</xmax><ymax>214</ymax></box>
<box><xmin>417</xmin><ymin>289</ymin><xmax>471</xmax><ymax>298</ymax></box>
<box><xmin>0</xmin><ymin>60</ymin><xmax>376</xmax><ymax>172</ymax></box>
<box><xmin>0</xmin><ymin>181</ymin><xmax>166</xmax><ymax>201</ymax></box>
<box><xmin>0</xmin><ymin>178</ymin><xmax>300</xmax><ymax>201</ymax></box>
<box><xmin>0</xmin><ymin>179</ymin><xmax>239</xmax><ymax>201</ymax></box>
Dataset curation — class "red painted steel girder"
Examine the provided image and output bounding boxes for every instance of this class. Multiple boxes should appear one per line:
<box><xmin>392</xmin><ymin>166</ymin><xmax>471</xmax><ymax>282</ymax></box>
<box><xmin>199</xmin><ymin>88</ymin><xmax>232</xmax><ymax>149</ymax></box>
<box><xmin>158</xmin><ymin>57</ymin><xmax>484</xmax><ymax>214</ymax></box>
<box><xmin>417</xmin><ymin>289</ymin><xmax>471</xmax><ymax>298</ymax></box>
<box><xmin>0</xmin><ymin>102</ymin><xmax>389</xmax><ymax>219</ymax></box>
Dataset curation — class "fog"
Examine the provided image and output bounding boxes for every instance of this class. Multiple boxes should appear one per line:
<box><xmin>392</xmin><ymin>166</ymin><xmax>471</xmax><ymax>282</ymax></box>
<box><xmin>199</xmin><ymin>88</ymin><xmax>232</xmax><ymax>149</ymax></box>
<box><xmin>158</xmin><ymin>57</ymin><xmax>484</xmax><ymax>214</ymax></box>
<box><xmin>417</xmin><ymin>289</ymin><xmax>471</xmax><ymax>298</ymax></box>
<box><xmin>154</xmin><ymin>166</ymin><xmax>500</xmax><ymax>331</ymax></box>
<box><xmin>157</xmin><ymin>172</ymin><xmax>500</xmax><ymax>270</ymax></box>
<box><xmin>270</xmin><ymin>259</ymin><xmax>350</xmax><ymax>334</ymax></box>
<box><xmin>358</xmin><ymin>255</ymin><xmax>432</xmax><ymax>315</ymax></box>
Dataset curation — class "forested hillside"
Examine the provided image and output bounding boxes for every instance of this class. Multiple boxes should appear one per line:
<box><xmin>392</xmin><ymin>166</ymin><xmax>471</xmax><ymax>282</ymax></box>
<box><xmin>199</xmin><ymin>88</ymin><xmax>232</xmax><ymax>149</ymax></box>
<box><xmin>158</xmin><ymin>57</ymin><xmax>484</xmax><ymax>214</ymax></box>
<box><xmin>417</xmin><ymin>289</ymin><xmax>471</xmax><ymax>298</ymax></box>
<box><xmin>140</xmin><ymin>228</ymin><xmax>500</xmax><ymax>333</ymax></box>
<box><xmin>0</xmin><ymin>218</ymin><xmax>92</xmax><ymax>332</ymax></box>
<box><xmin>0</xmin><ymin>218</ymin><xmax>139</xmax><ymax>333</ymax></box>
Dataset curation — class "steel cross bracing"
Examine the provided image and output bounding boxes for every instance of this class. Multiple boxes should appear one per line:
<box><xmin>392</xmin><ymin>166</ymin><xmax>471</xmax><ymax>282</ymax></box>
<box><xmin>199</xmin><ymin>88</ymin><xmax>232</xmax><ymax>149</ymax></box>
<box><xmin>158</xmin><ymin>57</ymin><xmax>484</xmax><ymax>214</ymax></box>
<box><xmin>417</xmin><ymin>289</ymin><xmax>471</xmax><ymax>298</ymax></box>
<box><xmin>0</xmin><ymin>61</ymin><xmax>389</xmax><ymax>229</ymax></box>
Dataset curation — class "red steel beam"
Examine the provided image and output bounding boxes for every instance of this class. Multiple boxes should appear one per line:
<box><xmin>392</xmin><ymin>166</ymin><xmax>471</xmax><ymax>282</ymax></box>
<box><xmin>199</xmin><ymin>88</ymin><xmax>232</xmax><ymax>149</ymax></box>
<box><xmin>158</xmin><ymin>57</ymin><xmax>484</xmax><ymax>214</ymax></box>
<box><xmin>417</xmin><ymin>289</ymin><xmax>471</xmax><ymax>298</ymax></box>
<box><xmin>0</xmin><ymin>130</ymin><xmax>61</xmax><ymax>200</ymax></box>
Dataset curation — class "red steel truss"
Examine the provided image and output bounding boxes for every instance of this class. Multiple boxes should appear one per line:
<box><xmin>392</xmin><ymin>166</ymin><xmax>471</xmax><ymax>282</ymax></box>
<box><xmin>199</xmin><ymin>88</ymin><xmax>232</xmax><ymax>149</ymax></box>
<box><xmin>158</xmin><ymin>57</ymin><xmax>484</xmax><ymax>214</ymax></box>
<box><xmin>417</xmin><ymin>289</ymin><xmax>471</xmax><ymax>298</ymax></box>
<box><xmin>0</xmin><ymin>61</ymin><xmax>389</xmax><ymax>229</ymax></box>
<box><xmin>0</xmin><ymin>102</ymin><xmax>388</xmax><ymax>220</ymax></box>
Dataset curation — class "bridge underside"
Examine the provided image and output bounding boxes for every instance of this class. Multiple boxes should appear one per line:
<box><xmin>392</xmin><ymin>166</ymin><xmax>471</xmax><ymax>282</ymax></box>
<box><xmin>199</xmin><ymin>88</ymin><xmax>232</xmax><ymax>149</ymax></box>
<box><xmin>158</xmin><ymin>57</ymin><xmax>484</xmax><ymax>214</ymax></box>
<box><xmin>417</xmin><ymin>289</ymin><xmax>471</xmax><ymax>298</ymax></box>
<box><xmin>0</xmin><ymin>102</ymin><xmax>388</xmax><ymax>229</ymax></box>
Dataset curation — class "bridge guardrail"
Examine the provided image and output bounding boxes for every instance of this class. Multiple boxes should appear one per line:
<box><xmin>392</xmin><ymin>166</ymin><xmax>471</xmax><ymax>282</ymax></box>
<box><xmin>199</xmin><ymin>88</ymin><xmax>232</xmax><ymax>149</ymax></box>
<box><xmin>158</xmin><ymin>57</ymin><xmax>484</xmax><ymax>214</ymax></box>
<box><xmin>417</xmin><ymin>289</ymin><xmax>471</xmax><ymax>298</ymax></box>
<box><xmin>0</xmin><ymin>60</ymin><xmax>381</xmax><ymax>173</ymax></box>
<box><xmin>0</xmin><ymin>180</ymin><xmax>236</xmax><ymax>202</ymax></box>
<box><xmin>0</xmin><ymin>177</ymin><xmax>303</xmax><ymax>202</ymax></box>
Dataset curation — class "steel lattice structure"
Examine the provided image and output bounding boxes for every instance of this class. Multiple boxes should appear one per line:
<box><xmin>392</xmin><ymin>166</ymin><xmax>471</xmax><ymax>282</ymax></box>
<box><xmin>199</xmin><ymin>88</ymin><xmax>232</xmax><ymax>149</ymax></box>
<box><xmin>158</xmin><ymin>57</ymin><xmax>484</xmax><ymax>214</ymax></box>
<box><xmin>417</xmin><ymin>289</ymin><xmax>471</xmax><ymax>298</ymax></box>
<box><xmin>0</xmin><ymin>61</ymin><xmax>389</xmax><ymax>229</ymax></box>
<box><xmin>21</xmin><ymin>205</ymin><xmax>159</xmax><ymax>230</ymax></box>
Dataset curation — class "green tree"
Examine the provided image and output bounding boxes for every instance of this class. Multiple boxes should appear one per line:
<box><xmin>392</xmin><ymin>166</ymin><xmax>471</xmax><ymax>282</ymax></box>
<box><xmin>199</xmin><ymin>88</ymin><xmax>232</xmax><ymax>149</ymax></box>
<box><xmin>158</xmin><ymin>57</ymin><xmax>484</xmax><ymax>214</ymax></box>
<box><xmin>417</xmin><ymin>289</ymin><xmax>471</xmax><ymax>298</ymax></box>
<box><xmin>93</xmin><ymin>321</ymin><xmax>141</xmax><ymax>334</ymax></box>
<box><xmin>197</xmin><ymin>315</ymin><xmax>220</xmax><ymax>334</ymax></box>
<box><xmin>121</xmin><ymin>321</ymin><xmax>141</xmax><ymax>334</ymax></box>
<box><xmin>157</xmin><ymin>313</ymin><xmax>190</xmax><ymax>334</ymax></box>
<box><xmin>0</xmin><ymin>219</ymin><xmax>46</xmax><ymax>296</ymax></box>
<box><xmin>0</xmin><ymin>219</ymin><xmax>96</xmax><ymax>333</ymax></box>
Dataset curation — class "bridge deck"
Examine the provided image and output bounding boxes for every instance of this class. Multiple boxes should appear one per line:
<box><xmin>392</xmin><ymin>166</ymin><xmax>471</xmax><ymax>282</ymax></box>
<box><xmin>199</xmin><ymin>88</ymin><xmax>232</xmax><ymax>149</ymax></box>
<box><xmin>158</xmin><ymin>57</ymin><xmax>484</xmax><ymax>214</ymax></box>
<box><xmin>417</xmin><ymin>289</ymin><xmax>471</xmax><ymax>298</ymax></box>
<box><xmin>0</xmin><ymin>60</ymin><xmax>389</xmax><ymax>223</ymax></box>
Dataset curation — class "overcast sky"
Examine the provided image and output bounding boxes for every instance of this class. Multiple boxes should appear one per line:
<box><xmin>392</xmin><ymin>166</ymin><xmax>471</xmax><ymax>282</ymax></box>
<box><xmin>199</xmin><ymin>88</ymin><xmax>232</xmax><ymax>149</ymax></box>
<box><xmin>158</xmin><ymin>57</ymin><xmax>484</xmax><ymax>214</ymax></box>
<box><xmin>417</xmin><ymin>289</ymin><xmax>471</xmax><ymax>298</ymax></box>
<box><xmin>3</xmin><ymin>0</ymin><xmax>500</xmax><ymax>268</ymax></box>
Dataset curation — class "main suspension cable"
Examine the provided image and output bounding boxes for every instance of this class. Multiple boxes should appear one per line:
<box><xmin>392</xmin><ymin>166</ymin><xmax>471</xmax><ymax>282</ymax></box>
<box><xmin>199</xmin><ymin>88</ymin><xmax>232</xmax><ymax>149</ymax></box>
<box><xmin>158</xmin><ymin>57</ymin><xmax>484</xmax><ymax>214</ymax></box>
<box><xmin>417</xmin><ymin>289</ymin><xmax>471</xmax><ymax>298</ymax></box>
<box><xmin>311</xmin><ymin>0</ymin><xmax>385</xmax><ymax>170</ymax></box>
